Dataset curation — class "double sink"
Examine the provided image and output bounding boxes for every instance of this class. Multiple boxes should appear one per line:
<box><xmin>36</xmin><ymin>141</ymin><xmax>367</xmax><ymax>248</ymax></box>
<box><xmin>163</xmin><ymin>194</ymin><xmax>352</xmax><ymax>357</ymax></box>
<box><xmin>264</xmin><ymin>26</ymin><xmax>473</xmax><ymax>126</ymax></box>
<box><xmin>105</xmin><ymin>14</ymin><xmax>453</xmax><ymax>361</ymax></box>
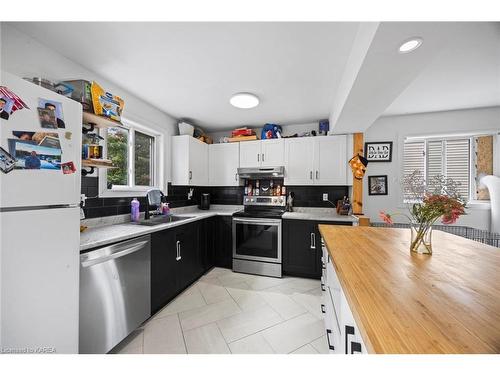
<box><xmin>131</xmin><ymin>215</ymin><xmax>195</xmax><ymax>226</ymax></box>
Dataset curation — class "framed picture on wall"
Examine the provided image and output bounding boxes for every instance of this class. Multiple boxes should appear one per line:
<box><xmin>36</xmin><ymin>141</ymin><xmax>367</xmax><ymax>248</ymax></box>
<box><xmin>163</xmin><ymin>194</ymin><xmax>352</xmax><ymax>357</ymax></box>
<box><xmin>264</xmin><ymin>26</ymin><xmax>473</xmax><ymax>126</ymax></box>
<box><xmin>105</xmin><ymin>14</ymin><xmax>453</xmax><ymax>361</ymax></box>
<box><xmin>368</xmin><ymin>175</ymin><xmax>388</xmax><ymax>196</ymax></box>
<box><xmin>365</xmin><ymin>141</ymin><xmax>393</xmax><ymax>162</ymax></box>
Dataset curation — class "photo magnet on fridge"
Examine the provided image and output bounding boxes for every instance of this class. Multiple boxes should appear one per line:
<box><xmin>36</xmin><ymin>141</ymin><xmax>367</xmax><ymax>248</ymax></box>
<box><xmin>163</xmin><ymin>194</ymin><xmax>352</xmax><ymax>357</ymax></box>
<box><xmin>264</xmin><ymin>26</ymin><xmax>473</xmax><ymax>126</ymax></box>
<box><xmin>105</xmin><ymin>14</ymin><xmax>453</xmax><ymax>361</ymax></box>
<box><xmin>61</xmin><ymin>161</ymin><xmax>76</xmax><ymax>174</ymax></box>
<box><xmin>0</xmin><ymin>86</ymin><xmax>30</xmax><ymax>120</ymax></box>
<box><xmin>38</xmin><ymin>98</ymin><xmax>65</xmax><ymax>128</ymax></box>
<box><xmin>12</xmin><ymin>131</ymin><xmax>61</xmax><ymax>150</ymax></box>
<box><xmin>0</xmin><ymin>146</ymin><xmax>16</xmax><ymax>174</ymax></box>
<box><xmin>37</xmin><ymin>107</ymin><xmax>58</xmax><ymax>129</ymax></box>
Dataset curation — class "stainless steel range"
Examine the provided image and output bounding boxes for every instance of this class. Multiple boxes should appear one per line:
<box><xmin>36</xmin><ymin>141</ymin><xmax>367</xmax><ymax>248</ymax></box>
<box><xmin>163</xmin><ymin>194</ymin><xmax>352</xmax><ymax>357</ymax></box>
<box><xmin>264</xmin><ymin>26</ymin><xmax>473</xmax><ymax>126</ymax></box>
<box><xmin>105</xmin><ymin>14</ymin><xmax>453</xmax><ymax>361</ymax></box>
<box><xmin>232</xmin><ymin>195</ymin><xmax>286</xmax><ymax>278</ymax></box>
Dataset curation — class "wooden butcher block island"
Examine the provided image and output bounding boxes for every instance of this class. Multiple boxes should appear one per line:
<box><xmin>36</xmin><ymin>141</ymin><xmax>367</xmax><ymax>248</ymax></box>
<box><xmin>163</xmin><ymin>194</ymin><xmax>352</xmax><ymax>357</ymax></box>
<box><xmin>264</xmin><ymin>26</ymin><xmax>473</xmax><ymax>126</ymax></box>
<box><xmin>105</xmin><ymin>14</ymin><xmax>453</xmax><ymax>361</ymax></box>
<box><xmin>318</xmin><ymin>225</ymin><xmax>500</xmax><ymax>354</ymax></box>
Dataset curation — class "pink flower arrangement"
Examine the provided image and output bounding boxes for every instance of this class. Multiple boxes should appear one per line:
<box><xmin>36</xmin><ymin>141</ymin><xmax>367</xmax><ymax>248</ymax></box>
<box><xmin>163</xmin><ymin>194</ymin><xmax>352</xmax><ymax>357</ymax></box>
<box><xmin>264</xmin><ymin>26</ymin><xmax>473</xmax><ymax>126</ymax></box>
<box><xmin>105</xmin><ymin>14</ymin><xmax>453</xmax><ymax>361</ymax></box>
<box><xmin>381</xmin><ymin>171</ymin><xmax>467</xmax><ymax>254</ymax></box>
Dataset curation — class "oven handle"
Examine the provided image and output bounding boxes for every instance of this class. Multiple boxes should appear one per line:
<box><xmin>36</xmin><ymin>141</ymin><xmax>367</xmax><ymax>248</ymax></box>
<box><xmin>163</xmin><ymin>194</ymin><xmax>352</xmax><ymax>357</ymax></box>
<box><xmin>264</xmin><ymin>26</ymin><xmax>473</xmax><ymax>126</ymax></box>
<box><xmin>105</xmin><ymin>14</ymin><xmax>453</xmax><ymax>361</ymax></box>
<box><xmin>232</xmin><ymin>217</ymin><xmax>282</xmax><ymax>225</ymax></box>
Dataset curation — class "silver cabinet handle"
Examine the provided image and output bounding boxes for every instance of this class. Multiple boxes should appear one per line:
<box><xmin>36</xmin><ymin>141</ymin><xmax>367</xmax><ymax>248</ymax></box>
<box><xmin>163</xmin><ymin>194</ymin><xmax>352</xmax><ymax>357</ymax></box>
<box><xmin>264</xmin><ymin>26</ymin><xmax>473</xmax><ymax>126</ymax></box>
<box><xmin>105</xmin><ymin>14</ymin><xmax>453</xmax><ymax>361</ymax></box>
<box><xmin>310</xmin><ymin>171</ymin><xmax>313</xmax><ymax>180</ymax></box>
<box><xmin>176</xmin><ymin>240</ymin><xmax>181</xmax><ymax>261</ymax></box>
<box><xmin>310</xmin><ymin>233</ymin><xmax>316</xmax><ymax>249</ymax></box>
<box><xmin>235</xmin><ymin>173</ymin><xmax>238</xmax><ymax>181</ymax></box>
<box><xmin>262</xmin><ymin>153</ymin><xmax>265</xmax><ymax>162</ymax></box>
<box><xmin>257</xmin><ymin>154</ymin><xmax>260</xmax><ymax>162</ymax></box>
<box><xmin>189</xmin><ymin>171</ymin><xmax>192</xmax><ymax>180</ymax></box>
<box><xmin>316</xmin><ymin>171</ymin><xmax>319</xmax><ymax>179</ymax></box>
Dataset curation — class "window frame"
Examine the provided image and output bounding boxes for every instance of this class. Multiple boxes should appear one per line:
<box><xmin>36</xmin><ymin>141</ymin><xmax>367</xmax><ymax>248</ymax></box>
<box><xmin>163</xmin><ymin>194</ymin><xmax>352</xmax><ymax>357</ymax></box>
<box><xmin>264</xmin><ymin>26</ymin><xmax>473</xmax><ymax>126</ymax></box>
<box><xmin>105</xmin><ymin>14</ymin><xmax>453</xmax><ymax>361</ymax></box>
<box><xmin>402</xmin><ymin>132</ymin><xmax>497</xmax><ymax>205</ymax></box>
<box><xmin>98</xmin><ymin>117</ymin><xmax>164</xmax><ymax>198</ymax></box>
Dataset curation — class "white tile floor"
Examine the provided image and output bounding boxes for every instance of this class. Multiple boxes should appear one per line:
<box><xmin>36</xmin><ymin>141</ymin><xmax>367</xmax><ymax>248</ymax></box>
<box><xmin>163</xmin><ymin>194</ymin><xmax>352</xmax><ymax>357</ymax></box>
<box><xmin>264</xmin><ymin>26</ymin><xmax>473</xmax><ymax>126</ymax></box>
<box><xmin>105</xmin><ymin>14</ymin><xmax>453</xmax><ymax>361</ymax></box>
<box><xmin>111</xmin><ymin>267</ymin><xmax>328</xmax><ymax>354</ymax></box>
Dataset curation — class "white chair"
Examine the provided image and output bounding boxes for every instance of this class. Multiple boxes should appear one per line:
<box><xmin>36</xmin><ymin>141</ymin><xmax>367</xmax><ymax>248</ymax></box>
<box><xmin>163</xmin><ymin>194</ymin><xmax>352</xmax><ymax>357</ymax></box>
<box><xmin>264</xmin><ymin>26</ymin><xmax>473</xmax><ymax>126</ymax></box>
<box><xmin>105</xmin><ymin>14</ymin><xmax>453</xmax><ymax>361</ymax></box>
<box><xmin>480</xmin><ymin>175</ymin><xmax>500</xmax><ymax>234</ymax></box>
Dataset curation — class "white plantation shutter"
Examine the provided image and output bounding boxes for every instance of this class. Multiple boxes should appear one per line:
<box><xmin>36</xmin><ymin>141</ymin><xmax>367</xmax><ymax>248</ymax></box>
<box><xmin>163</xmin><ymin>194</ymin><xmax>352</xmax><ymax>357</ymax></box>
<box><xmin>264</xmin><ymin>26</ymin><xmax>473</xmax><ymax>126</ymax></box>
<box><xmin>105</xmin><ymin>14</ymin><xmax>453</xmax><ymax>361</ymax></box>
<box><xmin>403</xmin><ymin>141</ymin><xmax>425</xmax><ymax>200</ymax></box>
<box><xmin>403</xmin><ymin>142</ymin><xmax>425</xmax><ymax>177</ymax></box>
<box><xmin>444</xmin><ymin>139</ymin><xmax>470</xmax><ymax>199</ymax></box>
<box><xmin>427</xmin><ymin>140</ymin><xmax>444</xmax><ymax>181</ymax></box>
<box><xmin>403</xmin><ymin>138</ymin><xmax>471</xmax><ymax>201</ymax></box>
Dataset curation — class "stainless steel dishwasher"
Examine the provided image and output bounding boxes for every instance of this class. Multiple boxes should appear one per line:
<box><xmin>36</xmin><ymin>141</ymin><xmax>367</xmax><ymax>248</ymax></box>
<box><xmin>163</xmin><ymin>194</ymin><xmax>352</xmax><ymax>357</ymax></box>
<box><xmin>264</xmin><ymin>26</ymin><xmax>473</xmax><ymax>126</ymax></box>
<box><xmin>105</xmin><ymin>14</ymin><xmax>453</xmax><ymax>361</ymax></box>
<box><xmin>79</xmin><ymin>235</ymin><xmax>151</xmax><ymax>354</ymax></box>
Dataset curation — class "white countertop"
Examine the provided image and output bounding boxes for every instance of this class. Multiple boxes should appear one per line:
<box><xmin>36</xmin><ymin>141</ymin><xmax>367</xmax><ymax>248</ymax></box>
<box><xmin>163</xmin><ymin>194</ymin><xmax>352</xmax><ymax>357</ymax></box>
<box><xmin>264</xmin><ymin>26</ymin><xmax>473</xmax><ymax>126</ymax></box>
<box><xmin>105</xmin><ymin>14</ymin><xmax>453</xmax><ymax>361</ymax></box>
<box><xmin>80</xmin><ymin>205</ymin><xmax>357</xmax><ymax>251</ymax></box>
<box><xmin>80</xmin><ymin>205</ymin><xmax>242</xmax><ymax>251</ymax></box>
<box><xmin>283</xmin><ymin>207</ymin><xmax>358</xmax><ymax>223</ymax></box>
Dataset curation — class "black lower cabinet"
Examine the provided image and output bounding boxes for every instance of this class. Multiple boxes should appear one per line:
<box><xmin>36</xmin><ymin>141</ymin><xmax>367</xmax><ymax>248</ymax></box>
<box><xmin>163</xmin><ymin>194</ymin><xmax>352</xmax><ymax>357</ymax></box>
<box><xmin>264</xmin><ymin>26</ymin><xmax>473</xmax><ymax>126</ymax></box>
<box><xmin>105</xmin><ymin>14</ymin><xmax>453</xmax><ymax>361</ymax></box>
<box><xmin>199</xmin><ymin>216</ymin><xmax>216</xmax><ymax>272</ymax></box>
<box><xmin>214</xmin><ymin>216</ymin><xmax>233</xmax><ymax>269</ymax></box>
<box><xmin>283</xmin><ymin>219</ymin><xmax>352</xmax><ymax>279</ymax></box>
<box><xmin>151</xmin><ymin>228</ymin><xmax>179</xmax><ymax>314</ymax></box>
<box><xmin>151</xmin><ymin>218</ymin><xmax>216</xmax><ymax>314</ymax></box>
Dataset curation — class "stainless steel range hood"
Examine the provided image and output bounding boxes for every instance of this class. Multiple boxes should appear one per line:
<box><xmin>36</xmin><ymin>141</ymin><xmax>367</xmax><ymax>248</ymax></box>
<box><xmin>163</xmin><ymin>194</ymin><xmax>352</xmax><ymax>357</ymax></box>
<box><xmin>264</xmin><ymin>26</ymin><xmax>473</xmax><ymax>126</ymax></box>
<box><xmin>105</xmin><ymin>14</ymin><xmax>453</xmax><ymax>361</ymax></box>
<box><xmin>237</xmin><ymin>166</ymin><xmax>285</xmax><ymax>178</ymax></box>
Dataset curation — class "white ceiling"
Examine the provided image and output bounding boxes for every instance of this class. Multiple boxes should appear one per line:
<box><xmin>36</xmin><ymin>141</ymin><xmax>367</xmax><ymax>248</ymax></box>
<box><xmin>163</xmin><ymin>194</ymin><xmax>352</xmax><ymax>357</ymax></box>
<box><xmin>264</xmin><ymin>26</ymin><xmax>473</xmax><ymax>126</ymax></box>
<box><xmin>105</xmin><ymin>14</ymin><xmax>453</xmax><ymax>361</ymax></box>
<box><xmin>9</xmin><ymin>22</ymin><xmax>359</xmax><ymax>131</ymax></box>
<box><xmin>384</xmin><ymin>22</ymin><xmax>500</xmax><ymax>115</ymax></box>
<box><xmin>8</xmin><ymin>22</ymin><xmax>500</xmax><ymax>131</ymax></box>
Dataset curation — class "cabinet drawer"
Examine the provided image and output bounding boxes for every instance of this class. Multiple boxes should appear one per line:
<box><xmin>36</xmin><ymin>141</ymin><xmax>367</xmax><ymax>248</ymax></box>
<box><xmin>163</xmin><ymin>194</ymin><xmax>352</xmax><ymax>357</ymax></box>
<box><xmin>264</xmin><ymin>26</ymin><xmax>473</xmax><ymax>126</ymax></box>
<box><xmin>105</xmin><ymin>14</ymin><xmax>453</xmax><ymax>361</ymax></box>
<box><xmin>340</xmin><ymin>289</ymin><xmax>367</xmax><ymax>354</ymax></box>
<box><xmin>321</xmin><ymin>289</ymin><xmax>340</xmax><ymax>354</ymax></box>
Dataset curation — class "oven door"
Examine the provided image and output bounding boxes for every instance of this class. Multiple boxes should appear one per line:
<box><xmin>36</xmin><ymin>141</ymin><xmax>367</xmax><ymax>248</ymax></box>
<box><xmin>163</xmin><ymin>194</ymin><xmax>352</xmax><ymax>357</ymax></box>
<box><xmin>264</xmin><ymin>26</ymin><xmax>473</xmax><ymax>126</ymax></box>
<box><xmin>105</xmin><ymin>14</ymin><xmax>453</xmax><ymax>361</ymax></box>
<box><xmin>232</xmin><ymin>218</ymin><xmax>282</xmax><ymax>263</ymax></box>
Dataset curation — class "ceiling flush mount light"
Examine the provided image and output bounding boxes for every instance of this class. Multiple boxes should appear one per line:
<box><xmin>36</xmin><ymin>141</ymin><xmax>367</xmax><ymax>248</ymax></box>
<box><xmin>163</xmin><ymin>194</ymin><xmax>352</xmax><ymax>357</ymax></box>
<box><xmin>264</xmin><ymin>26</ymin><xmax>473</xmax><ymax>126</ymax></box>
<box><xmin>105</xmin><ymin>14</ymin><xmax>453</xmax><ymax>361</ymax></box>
<box><xmin>398</xmin><ymin>37</ymin><xmax>423</xmax><ymax>54</ymax></box>
<box><xmin>230</xmin><ymin>92</ymin><xmax>259</xmax><ymax>109</ymax></box>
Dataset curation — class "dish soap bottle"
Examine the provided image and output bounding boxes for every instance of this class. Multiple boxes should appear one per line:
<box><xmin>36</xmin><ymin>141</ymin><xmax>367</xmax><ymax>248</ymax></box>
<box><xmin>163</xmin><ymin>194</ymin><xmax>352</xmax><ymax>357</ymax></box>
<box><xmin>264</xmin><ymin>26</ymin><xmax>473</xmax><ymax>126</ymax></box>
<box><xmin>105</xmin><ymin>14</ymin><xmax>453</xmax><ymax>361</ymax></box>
<box><xmin>131</xmin><ymin>198</ymin><xmax>140</xmax><ymax>222</ymax></box>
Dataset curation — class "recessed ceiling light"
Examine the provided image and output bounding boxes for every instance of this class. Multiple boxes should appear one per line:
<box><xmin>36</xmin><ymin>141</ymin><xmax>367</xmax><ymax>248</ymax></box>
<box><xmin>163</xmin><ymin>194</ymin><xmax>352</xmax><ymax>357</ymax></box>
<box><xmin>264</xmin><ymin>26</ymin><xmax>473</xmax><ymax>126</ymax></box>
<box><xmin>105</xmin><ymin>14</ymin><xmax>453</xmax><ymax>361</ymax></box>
<box><xmin>398</xmin><ymin>38</ymin><xmax>423</xmax><ymax>54</ymax></box>
<box><xmin>230</xmin><ymin>92</ymin><xmax>259</xmax><ymax>109</ymax></box>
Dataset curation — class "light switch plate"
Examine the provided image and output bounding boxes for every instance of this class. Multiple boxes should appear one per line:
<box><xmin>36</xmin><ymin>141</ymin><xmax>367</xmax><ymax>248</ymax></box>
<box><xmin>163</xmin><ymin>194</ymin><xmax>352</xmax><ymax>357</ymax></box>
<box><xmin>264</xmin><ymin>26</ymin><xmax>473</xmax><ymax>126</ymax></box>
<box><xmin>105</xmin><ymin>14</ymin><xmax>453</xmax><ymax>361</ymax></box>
<box><xmin>323</xmin><ymin>193</ymin><xmax>328</xmax><ymax>201</ymax></box>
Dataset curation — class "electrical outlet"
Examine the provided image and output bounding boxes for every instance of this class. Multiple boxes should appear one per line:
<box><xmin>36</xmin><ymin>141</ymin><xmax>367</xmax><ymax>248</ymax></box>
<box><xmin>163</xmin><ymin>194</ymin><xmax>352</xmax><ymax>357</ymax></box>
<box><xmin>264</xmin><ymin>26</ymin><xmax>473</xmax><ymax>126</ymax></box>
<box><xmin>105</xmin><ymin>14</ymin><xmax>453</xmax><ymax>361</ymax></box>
<box><xmin>323</xmin><ymin>193</ymin><xmax>328</xmax><ymax>201</ymax></box>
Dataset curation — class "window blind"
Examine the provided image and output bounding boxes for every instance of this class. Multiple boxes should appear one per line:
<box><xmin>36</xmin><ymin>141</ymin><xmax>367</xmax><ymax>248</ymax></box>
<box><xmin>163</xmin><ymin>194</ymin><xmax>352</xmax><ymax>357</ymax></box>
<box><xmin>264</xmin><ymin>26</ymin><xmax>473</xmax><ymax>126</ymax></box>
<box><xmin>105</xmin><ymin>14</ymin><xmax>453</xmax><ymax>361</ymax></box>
<box><xmin>403</xmin><ymin>141</ymin><xmax>425</xmax><ymax>200</ymax></box>
<box><xmin>444</xmin><ymin>139</ymin><xmax>470</xmax><ymax>199</ymax></box>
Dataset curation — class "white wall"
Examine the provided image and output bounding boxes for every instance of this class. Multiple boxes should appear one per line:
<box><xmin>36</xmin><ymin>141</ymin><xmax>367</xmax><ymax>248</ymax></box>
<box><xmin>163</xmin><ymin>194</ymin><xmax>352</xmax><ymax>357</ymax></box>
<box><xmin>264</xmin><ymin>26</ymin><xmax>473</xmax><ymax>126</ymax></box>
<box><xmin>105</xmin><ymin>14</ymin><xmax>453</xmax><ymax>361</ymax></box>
<box><xmin>363</xmin><ymin>106</ymin><xmax>500</xmax><ymax>231</ymax></box>
<box><xmin>208</xmin><ymin>122</ymin><xmax>321</xmax><ymax>143</ymax></box>
<box><xmin>0</xmin><ymin>23</ymin><xmax>178</xmax><ymax>188</ymax></box>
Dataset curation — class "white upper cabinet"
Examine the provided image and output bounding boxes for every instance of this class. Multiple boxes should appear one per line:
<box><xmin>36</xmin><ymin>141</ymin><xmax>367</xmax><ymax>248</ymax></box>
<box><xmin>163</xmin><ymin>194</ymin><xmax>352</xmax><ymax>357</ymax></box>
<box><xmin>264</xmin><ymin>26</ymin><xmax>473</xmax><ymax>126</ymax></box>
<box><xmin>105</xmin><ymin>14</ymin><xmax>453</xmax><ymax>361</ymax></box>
<box><xmin>284</xmin><ymin>138</ymin><xmax>315</xmax><ymax>185</ymax></box>
<box><xmin>314</xmin><ymin>135</ymin><xmax>347</xmax><ymax>185</ymax></box>
<box><xmin>239</xmin><ymin>140</ymin><xmax>262</xmax><ymax>168</ymax></box>
<box><xmin>239</xmin><ymin>139</ymin><xmax>285</xmax><ymax>168</ymax></box>
<box><xmin>285</xmin><ymin>136</ymin><xmax>348</xmax><ymax>185</ymax></box>
<box><xmin>209</xmin><ymin>143</ymin><xmax>240</xmax><ymax>186</ymax></box>
<box><xmin>171</xmin><ymin>135</ymin><xmax>209</xmax><ymax>186</ymax></box>
<box><xmin>261</xmin><ymin>139</ymin><xmax>285</xmax><ymax>167</ymax></box>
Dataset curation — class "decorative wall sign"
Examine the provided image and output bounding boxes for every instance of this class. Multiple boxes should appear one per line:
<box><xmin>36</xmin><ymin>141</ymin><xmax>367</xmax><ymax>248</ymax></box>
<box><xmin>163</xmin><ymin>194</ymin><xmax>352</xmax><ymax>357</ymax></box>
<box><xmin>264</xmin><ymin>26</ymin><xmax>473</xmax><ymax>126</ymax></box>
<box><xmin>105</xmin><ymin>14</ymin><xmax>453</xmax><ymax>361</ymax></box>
<box><xmin>365</xmin><ymin>141</ymin><xmax>393</xmax><ymax>162</ymax></box>
<box><xmin>368</xmin><ymin>175</ymin><xmax>388</xmax><ymax>196</ymax></box>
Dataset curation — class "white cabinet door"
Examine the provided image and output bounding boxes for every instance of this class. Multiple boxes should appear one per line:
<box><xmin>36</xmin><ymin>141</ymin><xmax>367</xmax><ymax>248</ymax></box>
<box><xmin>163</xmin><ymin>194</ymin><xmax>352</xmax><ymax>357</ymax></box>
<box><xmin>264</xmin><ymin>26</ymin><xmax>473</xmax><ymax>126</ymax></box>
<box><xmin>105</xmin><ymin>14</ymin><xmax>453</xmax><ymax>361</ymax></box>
<box><xmin>261</xmin><ymin>139</ymin><xmax>285</xmax><ymax>167</ymax></box>
<box><xmin>189</xmin><ymin>137</ymin><xmax>209</xmax><ymax>186</ymax></box>
<box><xmin>239</xmin><ymin>140</ymin><xmax>262</xmax><ymax>168</ymax></box>
<box><xmin>284</xmin><ymin>138</ymin><xmax>315</xmax><ymax>185</ymax></box>
<box><xmin>171</xmin><ymin>135</ymin><xmax>190</xmax><ymax>185</ymax></box>
<box><xmin>209</xmin><ymin>143</ymin><xmax>240</xmax><ymax>186</ymax></box>
<box><xmin>314</xmin><ymin>135</ymin><xmax>347</xmax><ymax>185</ymax></box>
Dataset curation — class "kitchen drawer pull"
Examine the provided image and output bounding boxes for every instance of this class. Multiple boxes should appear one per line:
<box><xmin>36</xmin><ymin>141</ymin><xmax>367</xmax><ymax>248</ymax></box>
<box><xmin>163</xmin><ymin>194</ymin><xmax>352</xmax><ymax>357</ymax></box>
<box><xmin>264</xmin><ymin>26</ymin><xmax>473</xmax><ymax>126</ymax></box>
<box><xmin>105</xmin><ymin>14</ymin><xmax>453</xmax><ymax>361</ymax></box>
<box><xmin>345</xmin><ymin>325</ymin><xmax>355</xmax><ymax>354</ymax></box>
<box><xmin>321</xmin><ymin>283</ymin><xmax>326</xmax><ymax>292</ymax></box>
<box><xmin>189</xmin><ymin>171</ymin><xmax>192</xmax><ymax>180</ymax></box>
<box><xmin>351</xmin><ymin>341</ymin><xmax>362</xmax><ymax>354</ymax></box>
<box><xmin>321</xmin><ymin>304</ymin><xmax>326</xmax><ymax>314</ymax></box>
<box><xmin>257</xmin><ymin>154</ymin><xmax>260</xmax><ymax>162</ymax></box>
<box><xmin>310</xmin><ymin>171</ymin><xmax>313</xmax><ymax>180</ymax></box>
<box><xmin>262</xmin><ymin>153</ymin><xmax>265</xmax><ymax>162</ymax></box>
<box><xmin>326</xmin><ymin>329</ymin><xmax>335</xmax><ymax>351</ymax></box>
<box><xmin>235</xmin><ymin>173</ymin><xmax>238</xmax><ymax>181</ymax></box>
<box><xmin>316</xmin><ymin>170</ymin><xmax>319</xmax><ymax>179</ymax></box>
<box><xmin>310</xmin><ymin>233</ymin><xmax>316</xmax><ymax>249</ymax></box>
<box><xmin>176</xmin><ymin>240</ymin><xmax>181</xmax><ymax>261</ymax></box>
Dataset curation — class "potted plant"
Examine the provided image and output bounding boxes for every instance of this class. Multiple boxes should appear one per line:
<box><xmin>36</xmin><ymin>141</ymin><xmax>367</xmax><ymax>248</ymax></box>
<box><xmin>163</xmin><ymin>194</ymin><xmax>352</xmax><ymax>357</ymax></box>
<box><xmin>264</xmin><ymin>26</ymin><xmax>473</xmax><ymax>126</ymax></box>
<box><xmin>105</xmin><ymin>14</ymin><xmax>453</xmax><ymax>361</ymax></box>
<box><xmin>379</xmin><ymin>171</ymin><xmax>467</xmax><ymax>254</ymax></box>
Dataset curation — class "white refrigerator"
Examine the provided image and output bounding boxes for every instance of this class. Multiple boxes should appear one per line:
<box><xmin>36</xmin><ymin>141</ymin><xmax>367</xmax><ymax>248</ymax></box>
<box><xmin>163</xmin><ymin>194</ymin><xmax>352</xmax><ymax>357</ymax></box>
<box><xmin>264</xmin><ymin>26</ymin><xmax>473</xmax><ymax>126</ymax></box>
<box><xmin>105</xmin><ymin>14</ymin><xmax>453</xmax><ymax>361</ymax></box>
<box><xmin>0</xmin><ymin>71</ymin><xmax>82</xmax><ymax>353</ymax></box>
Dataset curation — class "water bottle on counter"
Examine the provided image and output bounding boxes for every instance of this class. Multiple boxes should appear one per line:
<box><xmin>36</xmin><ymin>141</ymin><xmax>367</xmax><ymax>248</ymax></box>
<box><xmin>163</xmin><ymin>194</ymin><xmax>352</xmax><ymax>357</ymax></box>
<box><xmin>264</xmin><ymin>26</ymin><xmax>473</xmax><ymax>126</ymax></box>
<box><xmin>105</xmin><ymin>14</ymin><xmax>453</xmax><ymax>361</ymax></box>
<box><xmin>131</xmin><ymin>198</ymin><xmax>140</xmax><ymax>222</ymax></box>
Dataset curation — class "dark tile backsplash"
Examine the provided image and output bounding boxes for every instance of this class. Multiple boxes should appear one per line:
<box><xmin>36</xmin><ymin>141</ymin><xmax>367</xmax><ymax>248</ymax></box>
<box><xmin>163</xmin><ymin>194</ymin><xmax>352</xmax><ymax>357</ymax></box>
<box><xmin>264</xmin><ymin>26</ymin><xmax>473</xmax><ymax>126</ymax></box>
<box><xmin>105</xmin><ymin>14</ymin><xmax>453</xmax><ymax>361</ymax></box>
<box><xmin>286</xmin><ymin>185</ymin><xmax>349</xmax><ymax>208</ymax></box>
<box><xmin>81</xmin><ymin>177</ymin><xmax>349</xmax><ymax>219</ymax></box>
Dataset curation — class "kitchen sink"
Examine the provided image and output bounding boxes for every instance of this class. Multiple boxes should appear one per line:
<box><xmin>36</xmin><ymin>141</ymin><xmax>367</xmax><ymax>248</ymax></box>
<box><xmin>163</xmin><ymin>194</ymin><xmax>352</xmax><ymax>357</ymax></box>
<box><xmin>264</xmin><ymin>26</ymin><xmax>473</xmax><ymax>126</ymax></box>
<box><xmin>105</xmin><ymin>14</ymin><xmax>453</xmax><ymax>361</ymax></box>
<box><xmin>131</xmin><ymin>215</ymin><xmax>195</xmax><ymax>226</ymax></box>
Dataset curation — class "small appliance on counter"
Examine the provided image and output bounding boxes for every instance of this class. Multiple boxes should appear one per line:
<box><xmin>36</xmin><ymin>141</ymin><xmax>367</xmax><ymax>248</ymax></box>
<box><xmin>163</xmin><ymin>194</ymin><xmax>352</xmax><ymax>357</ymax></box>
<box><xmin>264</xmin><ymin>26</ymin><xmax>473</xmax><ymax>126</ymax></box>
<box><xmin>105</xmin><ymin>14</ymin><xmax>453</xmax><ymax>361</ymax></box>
<box><xmin>199</xmin><ymin>193</ymin><xmax>211</xmax><ymax>210</ymax></box>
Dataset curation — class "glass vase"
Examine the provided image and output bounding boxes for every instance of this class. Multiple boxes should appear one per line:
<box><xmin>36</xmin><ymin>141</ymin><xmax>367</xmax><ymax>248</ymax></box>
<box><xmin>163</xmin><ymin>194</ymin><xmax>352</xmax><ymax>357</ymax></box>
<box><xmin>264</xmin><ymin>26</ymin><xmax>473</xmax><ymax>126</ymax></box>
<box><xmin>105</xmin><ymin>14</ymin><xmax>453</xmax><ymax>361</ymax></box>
<box><xmin>410</xmin><ymin>221</ymin><xmax>433</xmax><ymax>255</ymax></box>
